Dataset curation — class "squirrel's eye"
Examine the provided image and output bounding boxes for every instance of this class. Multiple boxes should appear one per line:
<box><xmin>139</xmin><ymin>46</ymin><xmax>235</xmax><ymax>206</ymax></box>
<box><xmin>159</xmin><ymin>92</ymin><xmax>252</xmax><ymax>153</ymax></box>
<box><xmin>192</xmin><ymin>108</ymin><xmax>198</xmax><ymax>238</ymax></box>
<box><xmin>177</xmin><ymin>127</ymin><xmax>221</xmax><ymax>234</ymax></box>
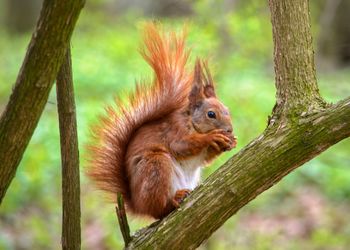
<box><xmin>207</xmin><ymin>111</ymin><xmax>216</xmax><ymax>119</ymax></box>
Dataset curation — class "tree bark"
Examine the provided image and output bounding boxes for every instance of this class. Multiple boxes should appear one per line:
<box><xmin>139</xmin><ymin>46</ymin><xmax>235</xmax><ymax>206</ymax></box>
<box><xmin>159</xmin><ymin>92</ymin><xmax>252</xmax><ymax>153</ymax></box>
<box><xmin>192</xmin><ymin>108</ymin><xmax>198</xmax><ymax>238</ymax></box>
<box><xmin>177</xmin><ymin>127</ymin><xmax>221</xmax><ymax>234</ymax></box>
<box><xmin>0</xmin><ymin>0</ymin><xmax>84</xmax><ymax>203</ymax></box>
<box><xmin>126</xmin><ymin>0</ymin><xmax>350</xmax><ymax>249</ymax></box>
<box><xmin>269</xmin><ymin>0</ymin><xmax>324</xmax><ymax>118</ymax></box>
<box><xmin>56</xmin><ymin>47</ymin><xmax>81</xmax><ymax>250</ymax></box>
<box><xmin>128</xmin><ymin>98</ymin><xmax>350</xmax><ymax>250</ymax></box>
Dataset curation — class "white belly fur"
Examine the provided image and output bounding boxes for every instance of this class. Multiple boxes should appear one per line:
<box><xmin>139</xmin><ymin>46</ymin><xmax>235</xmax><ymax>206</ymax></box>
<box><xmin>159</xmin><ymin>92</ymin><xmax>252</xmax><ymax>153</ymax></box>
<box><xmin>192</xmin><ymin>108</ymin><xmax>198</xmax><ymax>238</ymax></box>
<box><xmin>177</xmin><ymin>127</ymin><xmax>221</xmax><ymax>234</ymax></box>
<box><xmin>170</xmin><ymin>151</ymin><xmax>207</xmax><ymax>195</ymax></box>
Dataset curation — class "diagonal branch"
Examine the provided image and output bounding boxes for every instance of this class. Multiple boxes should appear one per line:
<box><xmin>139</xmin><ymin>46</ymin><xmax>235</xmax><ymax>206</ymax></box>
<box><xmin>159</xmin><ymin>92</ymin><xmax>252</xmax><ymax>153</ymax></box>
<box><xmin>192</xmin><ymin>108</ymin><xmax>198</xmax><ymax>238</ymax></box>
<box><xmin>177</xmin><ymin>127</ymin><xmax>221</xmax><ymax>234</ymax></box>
<box><xmin>0</xmin><ymin>0</ymin><xmax>85</xmax><ymax>202</ymax></box>
<box><xmin>127</xmin><ymin>97</ymin><xmax>350</xmax><ymax>250</ymax></box>
<box><xmin>126</xmin><ymin>0</ymin><xmax>350</xmax><ymax>249</ymax></box>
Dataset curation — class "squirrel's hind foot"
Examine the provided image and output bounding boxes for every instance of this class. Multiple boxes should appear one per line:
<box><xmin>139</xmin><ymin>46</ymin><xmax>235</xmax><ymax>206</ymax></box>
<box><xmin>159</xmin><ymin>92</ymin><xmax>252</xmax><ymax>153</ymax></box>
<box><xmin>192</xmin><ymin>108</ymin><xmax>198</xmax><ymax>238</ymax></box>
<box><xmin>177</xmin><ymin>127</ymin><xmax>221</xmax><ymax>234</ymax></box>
<box><xmin>172</xmin><ymin>189</ymin><xmax>191</xmax><ymax>208</ymax></box>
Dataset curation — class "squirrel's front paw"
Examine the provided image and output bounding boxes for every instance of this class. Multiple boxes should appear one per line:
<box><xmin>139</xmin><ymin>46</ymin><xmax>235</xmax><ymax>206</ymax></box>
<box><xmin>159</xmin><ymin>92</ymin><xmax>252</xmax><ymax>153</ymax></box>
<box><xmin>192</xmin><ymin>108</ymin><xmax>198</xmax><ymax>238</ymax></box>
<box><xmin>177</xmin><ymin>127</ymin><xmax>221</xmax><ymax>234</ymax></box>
<box><xmin>172</xmin><ymin>189</ymin><xmax>191</xmax><ymax>208</ymax></box>
<box><xmin>224</xmin><ymin>133</ymin><xmax>237</xmax><ymax>150</ymax></box>
<box><xmin>230</xmin><ymin>135</ymin><xmax>238</xmax><ymax>149</ymax></box>
<box><xmin>207</xmin><ymin>129</ymin><xmax>233</xmax><ymax>152</ymax></box>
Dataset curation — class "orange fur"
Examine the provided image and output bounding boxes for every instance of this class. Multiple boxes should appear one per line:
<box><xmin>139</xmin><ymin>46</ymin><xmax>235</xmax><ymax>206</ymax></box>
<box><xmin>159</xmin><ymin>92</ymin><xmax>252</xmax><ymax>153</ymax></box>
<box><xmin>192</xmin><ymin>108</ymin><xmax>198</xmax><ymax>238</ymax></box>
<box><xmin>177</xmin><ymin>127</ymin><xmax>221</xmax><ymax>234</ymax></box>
<box><xmin>86</xmin><ymin>23</ymin><xmax>236</xmax><ymax>219</ymax></box>
<box><xmin>86</xmin><ymin>23</ymin><xmax>192</xmax><ymax>205</ymax></box>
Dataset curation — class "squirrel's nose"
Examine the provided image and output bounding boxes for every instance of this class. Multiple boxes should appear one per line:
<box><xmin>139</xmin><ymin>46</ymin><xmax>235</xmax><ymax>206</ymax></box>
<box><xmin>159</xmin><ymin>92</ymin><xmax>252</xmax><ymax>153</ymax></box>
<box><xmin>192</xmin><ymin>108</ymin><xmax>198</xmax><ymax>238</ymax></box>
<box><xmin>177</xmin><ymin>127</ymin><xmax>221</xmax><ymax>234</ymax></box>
<box><xmin>226</xmin><ymin>126</ymin><xmax>233</xmax><ymax>133</ymax></box>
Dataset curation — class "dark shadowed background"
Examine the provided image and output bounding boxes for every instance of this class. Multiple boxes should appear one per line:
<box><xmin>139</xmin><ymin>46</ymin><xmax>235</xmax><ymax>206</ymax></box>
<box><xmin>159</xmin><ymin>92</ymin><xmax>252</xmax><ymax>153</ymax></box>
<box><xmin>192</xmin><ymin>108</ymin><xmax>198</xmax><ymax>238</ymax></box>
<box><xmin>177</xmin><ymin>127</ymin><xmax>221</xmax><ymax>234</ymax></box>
<box><xmin>0</xmin><ymin>0</ymin><xmax>349</xmax><ymax>249</ymax></box>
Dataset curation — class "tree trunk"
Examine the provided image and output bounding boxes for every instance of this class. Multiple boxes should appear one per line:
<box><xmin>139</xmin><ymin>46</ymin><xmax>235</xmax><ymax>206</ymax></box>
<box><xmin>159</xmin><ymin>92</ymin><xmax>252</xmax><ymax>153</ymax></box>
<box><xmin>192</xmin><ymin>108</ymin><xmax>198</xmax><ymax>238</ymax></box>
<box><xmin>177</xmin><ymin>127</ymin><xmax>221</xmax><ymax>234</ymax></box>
<box><xmin>269</xmin><ymin>0</ymin><xmax>323</xmax><ymax>115</ymax></box>
<box><xmin>125</xmin><ymin>0</ymin><xmax>350</xmax><ymax>249</ymax></box>
<box><xmin>56</xmin><ymin>47</ymin><xmax>81</xmax><ymax>250</ymax></box>
<box><xmin>0</xmin><ymin>0</ymin><xmax>85</xmax><ymax>203</ymax></box>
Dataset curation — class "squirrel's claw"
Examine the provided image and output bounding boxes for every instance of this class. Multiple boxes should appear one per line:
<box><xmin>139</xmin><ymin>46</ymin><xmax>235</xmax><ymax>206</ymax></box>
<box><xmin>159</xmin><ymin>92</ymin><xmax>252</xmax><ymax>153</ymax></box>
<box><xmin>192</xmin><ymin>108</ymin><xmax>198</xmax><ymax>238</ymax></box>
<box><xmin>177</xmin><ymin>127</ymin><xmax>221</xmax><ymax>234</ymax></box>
<box><xmin>172</xmin><ymin>189</ymin><xmax>191</xmax><ymax>208</ymax></box>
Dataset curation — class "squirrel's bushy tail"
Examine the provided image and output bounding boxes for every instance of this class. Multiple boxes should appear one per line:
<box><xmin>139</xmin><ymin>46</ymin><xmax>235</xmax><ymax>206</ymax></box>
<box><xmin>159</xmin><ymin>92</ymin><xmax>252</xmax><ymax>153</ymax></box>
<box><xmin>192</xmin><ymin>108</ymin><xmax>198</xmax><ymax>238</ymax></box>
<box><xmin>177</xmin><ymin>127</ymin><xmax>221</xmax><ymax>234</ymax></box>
<box><xmin>86</xmin><ymin>23</ymin><xmax>192</xmax><ymax>204</ymax></box>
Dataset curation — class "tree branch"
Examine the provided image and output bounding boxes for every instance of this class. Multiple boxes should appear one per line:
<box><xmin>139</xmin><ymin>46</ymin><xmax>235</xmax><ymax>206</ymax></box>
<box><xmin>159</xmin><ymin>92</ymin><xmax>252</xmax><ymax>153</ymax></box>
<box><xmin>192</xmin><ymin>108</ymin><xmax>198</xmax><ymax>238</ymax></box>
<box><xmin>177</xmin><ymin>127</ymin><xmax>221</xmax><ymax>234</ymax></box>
<box><xmin>269</xmin><ymin>0</ymin><xmax>324</xmax><ymax>116</ymax></box>
<box><xmin>116</xmin><ymin>193</ymin><xmax>131</xmax><ymax>247</ymax></box>
<box><xmin>126</xmin><ymin>0</ymin><xmax>350</xmax><ymax>248</ymax></box>
<box><xmin>0</xmin><ymin>0</ymin><xmax>85</xmax><ymax>202</ymax></box>
<box><xmin>56</xmin><ymin>47</ymin><xmax>81</xmax><ymax>250</ymax></box>
<box><xmin>127</xmin><ymin>97</ymin><xmax>350</xmax><ymax>249</ymax></box>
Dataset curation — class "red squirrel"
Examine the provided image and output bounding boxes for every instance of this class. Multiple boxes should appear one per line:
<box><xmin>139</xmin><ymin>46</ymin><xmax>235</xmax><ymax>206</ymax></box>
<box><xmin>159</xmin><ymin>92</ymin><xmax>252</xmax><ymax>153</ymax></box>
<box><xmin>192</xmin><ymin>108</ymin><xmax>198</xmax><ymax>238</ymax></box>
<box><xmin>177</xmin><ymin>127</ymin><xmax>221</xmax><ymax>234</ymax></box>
<box><xmin>87</xmin><ymin>23</ymin><xmax>237</xmax><ymax>219</ymax></box>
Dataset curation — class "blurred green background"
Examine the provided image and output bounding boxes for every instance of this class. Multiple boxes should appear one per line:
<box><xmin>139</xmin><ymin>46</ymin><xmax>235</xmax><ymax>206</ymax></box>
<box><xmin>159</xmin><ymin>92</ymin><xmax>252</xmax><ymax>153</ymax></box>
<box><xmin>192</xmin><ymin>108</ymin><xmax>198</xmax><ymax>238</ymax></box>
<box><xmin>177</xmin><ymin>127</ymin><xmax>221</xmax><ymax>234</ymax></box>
<box><xmin>0</xmin><ymin>0</ymin><xmax>349</xmax><ymax>249</ymax></box>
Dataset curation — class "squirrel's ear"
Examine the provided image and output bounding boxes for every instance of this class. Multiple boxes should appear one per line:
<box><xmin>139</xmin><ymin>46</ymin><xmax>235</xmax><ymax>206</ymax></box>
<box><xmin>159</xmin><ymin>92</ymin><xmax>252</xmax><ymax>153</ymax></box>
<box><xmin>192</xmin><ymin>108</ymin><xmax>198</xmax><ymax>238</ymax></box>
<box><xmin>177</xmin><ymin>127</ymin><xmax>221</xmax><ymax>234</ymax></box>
<box><xmin>202</xmin><ymin>61</ymin><xmax>216</xmax><ymax>98</ymax></box>
<box><xmin>189</xmin><ymin>59</ymin><xmax>205</xmax><ymax>112</ymax></box>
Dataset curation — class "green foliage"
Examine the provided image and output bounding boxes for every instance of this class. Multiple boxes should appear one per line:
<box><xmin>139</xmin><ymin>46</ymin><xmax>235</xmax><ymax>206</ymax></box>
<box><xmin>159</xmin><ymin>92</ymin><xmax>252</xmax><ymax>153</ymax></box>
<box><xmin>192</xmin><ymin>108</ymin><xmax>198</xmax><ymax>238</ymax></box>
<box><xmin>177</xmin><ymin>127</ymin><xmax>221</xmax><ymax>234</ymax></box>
<box><xmin>0</xmin><ymin>2</ymin><xmax>349</xmax><ymax>249</ymax></box>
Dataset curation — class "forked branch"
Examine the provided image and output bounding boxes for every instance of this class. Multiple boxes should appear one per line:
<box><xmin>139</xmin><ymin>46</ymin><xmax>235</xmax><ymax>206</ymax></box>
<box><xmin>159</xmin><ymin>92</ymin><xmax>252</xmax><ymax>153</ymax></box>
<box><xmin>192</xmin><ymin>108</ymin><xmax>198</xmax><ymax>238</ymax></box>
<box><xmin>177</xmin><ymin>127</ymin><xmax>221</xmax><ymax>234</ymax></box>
<box><xmin>125</xmin><ymin>1</ymin><xmax>350</xmax><ymax>249</ymax></box>
<box><xmin>0</xmin><ymin>0</ymin><xmax>85</xmax><ymax>202</ymax></box>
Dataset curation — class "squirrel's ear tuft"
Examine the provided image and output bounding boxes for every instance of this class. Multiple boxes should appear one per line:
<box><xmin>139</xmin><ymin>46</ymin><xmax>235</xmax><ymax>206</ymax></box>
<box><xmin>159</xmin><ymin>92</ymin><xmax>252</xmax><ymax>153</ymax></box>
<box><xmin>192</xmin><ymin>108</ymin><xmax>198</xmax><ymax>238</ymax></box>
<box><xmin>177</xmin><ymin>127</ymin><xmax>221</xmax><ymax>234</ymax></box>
<box><xmin>189</xmin><ymin>59</ymin><xmax>205</xmax><ymax>112</ymax></box>
<box><xmin>194</xmin><ymin>58</ymin><xmax>202</xmax><ymax>85</ymax></box>
<box><xmin>202</xmin><ymin>61</ymin><xmax>216</xmax><ymax>98</ymax></box>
